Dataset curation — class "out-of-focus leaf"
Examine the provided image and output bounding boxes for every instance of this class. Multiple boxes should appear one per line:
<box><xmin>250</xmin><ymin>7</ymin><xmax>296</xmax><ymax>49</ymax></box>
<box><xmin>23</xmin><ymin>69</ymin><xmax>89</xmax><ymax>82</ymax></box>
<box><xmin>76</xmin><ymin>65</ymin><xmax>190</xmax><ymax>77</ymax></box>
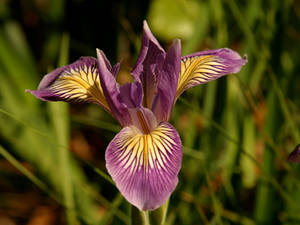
<box><xmin>147</xmin><ymin>0</ymin><xmax>201</xmax><ymax>41</ymax></box>
<box><xmin>240</xmin><ymin>115</ymin><xmax>257</xmax><ymax>188</ymax></box>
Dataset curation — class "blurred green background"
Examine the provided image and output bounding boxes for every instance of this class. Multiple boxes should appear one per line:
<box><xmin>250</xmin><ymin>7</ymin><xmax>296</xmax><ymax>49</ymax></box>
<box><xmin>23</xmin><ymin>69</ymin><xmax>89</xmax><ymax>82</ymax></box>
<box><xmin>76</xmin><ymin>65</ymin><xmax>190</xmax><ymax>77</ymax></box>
<box><xmin>0</xmin><ymin>0</ymin><xmax>299</xmax><ymax>224</ymax></box>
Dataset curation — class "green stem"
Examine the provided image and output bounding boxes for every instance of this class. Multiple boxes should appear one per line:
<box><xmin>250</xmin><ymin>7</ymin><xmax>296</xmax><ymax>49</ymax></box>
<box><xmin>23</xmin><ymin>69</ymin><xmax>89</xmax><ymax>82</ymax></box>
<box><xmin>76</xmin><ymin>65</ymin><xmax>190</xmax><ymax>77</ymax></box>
<box><xmin>150</xmin><ymin>199</ymin><xmax>169</xmax><ymax>225</ymax></box>
<box><xmin>142</xmin><ymin>211</ymin><xmax>150</xmax><ymax>225</ymax></box>
<box><xmin>49</xmin><ymin>33</ymin><xmax>78</xmax><ymax>225</ymax></box>
<box><xmin>131</xmin><ymin>207</ymin><xmax>151</xmax><ymax>225</ymax></box>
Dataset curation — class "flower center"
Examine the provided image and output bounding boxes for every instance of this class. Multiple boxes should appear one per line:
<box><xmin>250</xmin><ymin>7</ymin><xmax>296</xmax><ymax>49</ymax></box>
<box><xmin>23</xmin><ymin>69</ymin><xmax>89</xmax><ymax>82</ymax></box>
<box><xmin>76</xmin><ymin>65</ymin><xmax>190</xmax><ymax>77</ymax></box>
<box><xmin>137</xmin><ymin>110</ymin><xmax>150</xmax><ymax>134</ymax></box>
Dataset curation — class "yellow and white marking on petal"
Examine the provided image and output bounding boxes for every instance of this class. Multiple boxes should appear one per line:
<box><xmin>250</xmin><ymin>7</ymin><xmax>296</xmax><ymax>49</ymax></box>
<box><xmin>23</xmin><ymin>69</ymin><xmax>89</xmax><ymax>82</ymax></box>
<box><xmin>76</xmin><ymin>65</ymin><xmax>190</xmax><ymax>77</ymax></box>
<box><xmin>177</xmin><ymin>55</ymin><xmax>224</xmax><ymax>98</ymax></box>
<box><xmin>50</xmin><ymin>65</ymin><xmax>110</xmax><ymax>111</ymax></box>
<box><xmin>115</xmin><ymin>123</ymin><xmax>175</xmax><ymax>174</ymax></box>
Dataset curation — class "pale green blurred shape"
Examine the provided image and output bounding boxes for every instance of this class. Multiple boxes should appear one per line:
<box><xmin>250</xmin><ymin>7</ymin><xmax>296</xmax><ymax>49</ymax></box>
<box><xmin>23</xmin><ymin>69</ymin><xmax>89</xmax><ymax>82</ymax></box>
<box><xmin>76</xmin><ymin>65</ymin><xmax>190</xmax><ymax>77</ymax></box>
<box><xmin>148</xmin><ymin>0</ymin><xmax>202</xmax><ymax>41</ymax></box>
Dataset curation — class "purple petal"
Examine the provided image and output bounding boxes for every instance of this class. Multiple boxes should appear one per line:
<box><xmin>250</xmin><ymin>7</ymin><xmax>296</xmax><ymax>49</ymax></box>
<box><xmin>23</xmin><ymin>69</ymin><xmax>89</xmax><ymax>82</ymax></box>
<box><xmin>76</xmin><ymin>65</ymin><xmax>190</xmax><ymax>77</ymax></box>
<box><xmin>119</xmin><ymin>81</ymin><xmax>143</xmax><ymax>108</ymax></box>
<box><xmin>131</xmin><ymin>21</ymin><xmax>166</xmax><ymax>109</ymax></box>
<box><xmin>132</xmin><ymin>21</ymin><xmax>164</xmax><ymax>77</ymax></box>
<box><xmin>26</xmin><ymin>57</ymin><xmax>111</xmax><ymax>112</ymax></box>
<box><xmin>119</xmin><ymin>79</ymin><xmax>158</xmax><ymax>133</ymax></box>
<box><xmin>97</xmin><ymin>49</ymin><xmax>131</xmax><ymax>126</ymax></box>
<box><xmin>112</xmin><ymin>62</ymin><xmax>121</xmax><ymax>78</ymax></box>
<box><xmin>127</xmin><ymin>107</ymin><xmax>158</xmax><ymax>135</ymax></box>
<box><xmin>152</xmin><ymin>39</ymin><xmax>181</xmax><ymax>122</ymax></box>
<box><xmin>177</xmin><ymin>48</ymin><xmax>248</xmax><ymax>98</ymax></box>
<box><xmin>98</xmin><ymin>49</ymin><xmax>113</xmax><ymax>71</ymax></box>
<box><xmin>105</xmin><ymin>122</ymin><xmax>182</xmax><ymax>211</ymax></box>
<box><xmin>287</xmin><ymin>144</ymin><xmax>300</xmax><ymax>163</ymax></box>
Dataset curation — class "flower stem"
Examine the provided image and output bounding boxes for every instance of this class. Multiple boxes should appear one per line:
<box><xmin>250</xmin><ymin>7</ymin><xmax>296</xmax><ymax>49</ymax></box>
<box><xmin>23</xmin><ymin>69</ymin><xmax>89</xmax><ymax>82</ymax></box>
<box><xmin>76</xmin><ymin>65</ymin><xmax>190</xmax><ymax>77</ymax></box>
<box><xmin>150</xmin><ymin>199</ymin><xmax>169</xmax><ymax>225</ymax></box>
<box><xmin>131</xmin><ymin>206</ymin><xmax>151</xmax><ymax>225</ymax></box>
<box><xmin>142</xmin><ymin>211</ymin><xmax>150</xmax><ymax>225</ymax></box>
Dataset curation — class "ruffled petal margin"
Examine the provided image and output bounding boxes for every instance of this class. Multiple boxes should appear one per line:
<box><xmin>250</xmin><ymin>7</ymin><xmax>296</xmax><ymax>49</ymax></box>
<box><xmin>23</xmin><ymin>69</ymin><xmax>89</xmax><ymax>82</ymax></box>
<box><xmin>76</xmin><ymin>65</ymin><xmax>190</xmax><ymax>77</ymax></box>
<box><xmin>105</xmin><ymin>122</ymin><xmax>182</xmax><ymax>211</ymax></box>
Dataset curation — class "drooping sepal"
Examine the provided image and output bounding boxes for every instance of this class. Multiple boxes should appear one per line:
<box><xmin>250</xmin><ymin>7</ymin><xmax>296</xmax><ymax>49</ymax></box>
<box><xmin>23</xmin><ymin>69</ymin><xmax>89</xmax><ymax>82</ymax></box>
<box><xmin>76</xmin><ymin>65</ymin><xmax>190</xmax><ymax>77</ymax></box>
<box><xmin>105</xmin><ymin>122</ymin><xmax>182</xmax><ymax>210</ymax></box>
<box><xmin>26</xmin><ymin>57</ymin><xmax>110</xmax><ymax>112</ymax></box>
<box><xmin>177</xmin><ymin>48</ymin><xmax>247</xmax><ymax>98</ymax></box>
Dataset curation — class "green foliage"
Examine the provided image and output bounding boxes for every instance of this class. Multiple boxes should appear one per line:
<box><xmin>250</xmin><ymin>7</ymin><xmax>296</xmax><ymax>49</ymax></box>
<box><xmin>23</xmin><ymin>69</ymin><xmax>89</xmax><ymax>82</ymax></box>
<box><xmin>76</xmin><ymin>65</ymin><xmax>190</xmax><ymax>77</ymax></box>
<box><xmin>0</xmin><ymin>0</ymin><xmax>299</xmax><ymax>225</ymax></box>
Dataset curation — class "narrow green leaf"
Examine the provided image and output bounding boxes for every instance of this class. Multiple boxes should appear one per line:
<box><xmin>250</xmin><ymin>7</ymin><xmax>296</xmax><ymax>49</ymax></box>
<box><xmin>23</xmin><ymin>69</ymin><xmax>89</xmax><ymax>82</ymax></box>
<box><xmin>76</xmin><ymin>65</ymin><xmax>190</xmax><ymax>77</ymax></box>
<box><xmin>48</xmin><ymin>33</ymin><xmax>79</xmax><ymax>225</ymax></box>
<box><xmin>240</xmin><ymin>115</ymin><xmax>257</xmax><ymax>188</ymax></box>
<box><xmin>0</xmin><ymin>145</ymin><xmax>60</xmax><ymax>203</ymax></box>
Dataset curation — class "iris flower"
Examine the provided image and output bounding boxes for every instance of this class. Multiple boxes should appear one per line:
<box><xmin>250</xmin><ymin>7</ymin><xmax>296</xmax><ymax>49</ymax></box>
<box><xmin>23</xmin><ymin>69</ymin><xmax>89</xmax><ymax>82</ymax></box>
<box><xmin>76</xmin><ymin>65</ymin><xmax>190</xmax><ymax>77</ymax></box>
<box><xmin>27</xmin><ymin>21</ymin><xmax>247</xmax><ymax>211</ymax></box>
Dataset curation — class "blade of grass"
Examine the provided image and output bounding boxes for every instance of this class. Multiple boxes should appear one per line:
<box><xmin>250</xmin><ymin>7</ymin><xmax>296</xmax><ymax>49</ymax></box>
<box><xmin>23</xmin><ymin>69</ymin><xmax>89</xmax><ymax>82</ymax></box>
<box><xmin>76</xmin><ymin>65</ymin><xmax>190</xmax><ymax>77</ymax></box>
<box><xmin>269</xmin><ymin>70</ymin><xmax>300</xmax><ymax>142</ymax></box>
<box><xmin>204</xmin><ymin>168</ymin><xmax>223</xmax><ymax>225</ymax></box>
<box><xmin>240</xmin><ymin>115</ymin><xmax>257</xmax><ymax>188</ymax></box>
<box><xmin>93</xmin><ymin>167</ymin><xmax>115</xmax><ymax>186</ymax></box>
<box><xmin>78</xmin><ymin>183</ymin><xmax>129</xmax><ymax>224</ymax></box>
<box><xmin>225</xmin><ymin>0</ymin><xmax>258</xmax><ymax>52</ymax></box>
<box><xmin>71</xmin><ymin>115</ymin><xmax>121</xmax><ymax>133</ymax></box>
<box><xmin>48</xmin><ymin>33</ymin><xmax>78</xmax><ymax>225</ymax></box>
<box><xmin>0</xmin><ymin>107</ymin><xmax>119</xmax><ymax>187</ymax></box>
<box><xmin>3</xmin><ymin>21</ymin><xmax>37</xmax><ymax>72</ymax></box>
<box><xmin>99</xmin><ymin>193</ymin><xmax>128</xmax><ymax>225</ymax></box>
<box><xmin>254</xmin><ymin>91</ymin><xmax>277</xmax><ymax>224</ymax></box>
<box><xmin>222</xmin><ymin>79</ymin><xmax>240</xmax><ymax>201</ymax></box>
<box><xmin>0</xmin><ymin>107</ymin><xmax>50</xmax><ymax>138</ymax></box>
<box><xmin>0</xmin><ymin>145</ymin><xmax>61</xmax><ymax>203</ymax></box>
<box><xmin>180</xmin><ymin>96</ymin><xmax>298</xmax><ymax>205</ymax></box>
<box><xmin>201</xmin><ymin>82</ymin><xmax>217</xmax><ymax>164</ymax></box>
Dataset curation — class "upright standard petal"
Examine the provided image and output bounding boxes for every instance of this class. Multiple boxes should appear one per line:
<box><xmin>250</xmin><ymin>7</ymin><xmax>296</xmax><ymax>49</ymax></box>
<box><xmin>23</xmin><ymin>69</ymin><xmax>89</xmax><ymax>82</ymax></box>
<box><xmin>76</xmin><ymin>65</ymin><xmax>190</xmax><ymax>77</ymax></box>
<box><xmin>176</xmin><ymin>48</ymin><xmax>247</xmax><ymax>98</ymax></box>
<box><xmin>131</xmin><ymin>20</ymin><xmax>164</xmax><ymax>78</ymax></box>
<box><xmin>105</xmin><ymin>122</ymin><xmax>182</xmax><ymax>210</ymax></box>
<box><xmin>152</xmin><ymin>39</ymin><xmax>181</xmax><ymax>122</ymax></box>
<box><xmin>131</xmin><ymin>21</ymin><xmax>166</xmax><ymax>109</ymax></box>
<box><xmin>26</xmin><ymin>57</ymin><xmax>110</xmax><ymax>112</ymax></box>
<box><xmin>119</xmin><ymin>81</ymin><xmax>143</xmax><ymax>108</ymax></box>
<box><xmin>97</xmin><ymin>49</ymin><xmax>132</xmax><ymax>126</ymax></box>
